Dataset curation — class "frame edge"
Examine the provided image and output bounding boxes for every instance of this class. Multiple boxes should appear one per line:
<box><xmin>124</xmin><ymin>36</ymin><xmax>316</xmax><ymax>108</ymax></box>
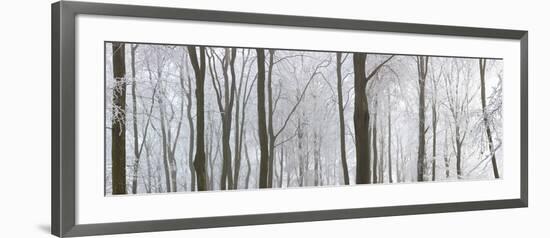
<box><xmin>51</xmin><ymin>1</ymin><xmax>61</xmax><ymax>237</ymax></box>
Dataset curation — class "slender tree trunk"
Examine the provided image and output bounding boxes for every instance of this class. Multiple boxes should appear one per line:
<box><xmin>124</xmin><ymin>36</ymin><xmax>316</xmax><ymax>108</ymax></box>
<box><xmin>244</xmin><ymin>141</ymin><xmax>252</xmax><ymax>189</ymax></box>
<box><xmin>213</xmin><ymin>48</ymin><xmax>237</xmax><ymax>190</ymax></box>
<box><xmin>479</xmin><ymin>59</ymin><xmax>500</xmax><ymax>179</ymax></box>
<box><xmin>416</xmin><ymin>56</ymin><xmax>429</xmax><ymax>182</ymax></box>
<box><xmin>372</xmin><ymin>101</ymin><xmax>378</xmax><ymax>184</ymax></box>
<box><xmin>297</xmin><ymin>117</ymin><xmax>305</xmax><ymax>186</ymax></box>
<box><xmin>185</xmin><ymin>74</ymin><xmax>196</xmax><ymax>191</ymax></box>
<box><xmin>388</xmin><ymin>93</ymin><xmax>393</xmax><ymax>183</ymax></box>
<box><xmin>396</xmin><ymin>134</ymin><xmax>401</xmax><ymax>182</ymax></box>
<box><xmin>444</xmin><ymin>130</ymin><xmax>450</xmax><ymax>178</ymax></box>
<box><xmin>353</xmin><ymin>53</ymin><xmax>371</xmax><ymax>184</ymax></box>
<box><xmin>431</xmin><ymin>99</ymin><xmax>437</xmax><ymax>181</ymax></box>
<box><xmin>130</xmin><ymin>45</ymin><xmax>140</xmax><ymax>194</ymax></box>
<box><xmin>188</xmin><ymin>46</ymin><xmax>208</xmax><ymax>191</ymax></box>
<box><xmin>256</xmin><ymin>49</ymin><xmax>270</xmax><ymax>188</ymax></box>
<box><xmin>336</xmin><ymin>53</ymin><xmax>350</xmax><ymax>185</ymax></box>
<box><xmin>267</xmin><ymin>50</ymin><xmax>276</xmax><ymax>188</ymax></box>
<box><xmin>379</xmin><ymin>126</ymin><xmax>385</xmax><ymax>183</ymax></box>
<box><xmin>158</xmin><ymin>99</ymin><xmax>172</xmax><ymax>192</ymax></box>
<box><xmin>313</xmin><ymin>132</ymin><xmax>320</xmax><ymax>186</ymax></box>
<box><xmin>456</xmin><ymin>125</ymin><xmax>462</xmax><ymax>179</ymax></box>
<box><xmin>278</xmin><ymin>146</ymin><xmax>284</xmax><ymax>188</ymax></box>
<box><xmin>111</xmin><ymin>42</ymin><xmax>127</xmax><ymax>195</ymax></box>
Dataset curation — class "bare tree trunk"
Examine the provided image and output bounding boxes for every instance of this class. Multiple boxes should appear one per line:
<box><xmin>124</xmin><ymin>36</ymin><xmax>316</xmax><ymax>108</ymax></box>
<box><xmin>234</xmin><ymin>51</ymin><xmax>255</xmax><ymax>189</ymax></box>
<box><xmin>444</xmin><ymin>129</ymin><xmax>450</xmax><ymax>178</ymax></box>
<box><xmin>388</xmin><ymin>93</ymin><xmax>393</xmax><ymax>183</ymax></box>
<box><xmin>353</xmin><ymin>53</ymin><xmax>371</xmax><ymax>184</ymax></box>
<box><xmin>416</xmin><ymin>56</ymin><xmax>429</xmax><ymax>182</ymax></box>
<box><xmin>188</xmin><ymin>46</ymin><xmax>208</xmax><ymax>191</ymax></box>
<box><xmin>372</xmin><ymin>100</ymin><xmax>378</xmax><ymax>184</ymax></box>
<box><xmin>396</xmin><ymin>134</ymin><xmax>401</xmax><ymax>182</ymax></box>
<box><xmin>456</xmin><ymin>125</ymin><xmax>463</xmax><ymax>179</ymax></box>
<box><xmin>256</xmin><ymin>49</ymin><xmax>270</xmax><ymax>189</ymax></box>
<box><xmin>431</xmin><ymin>100</ymin><xmax>437</xmax><ymax>181</ymax></box>
<box><xmin>267</xmin><ymin>50</ymin><xmax>276</xmax><ymax>188</ymax></box>
<box><xmin>130</xmin><ymin>45</ymin><xmax>140</xmax><ymax>194</ymax></box>
<box><xmin>297</xmin><ymin>117</ymin><xmax>305</xmax><ymax>186</ymax></box>
<box><xmin>130</xmin><ymin>45</ymin><xmax>156</xmax><ymax>194</ymax></box>
<box><xmin>336</xmin><ymin>53</ymin><xmax>350</xmax><ymax>185</ymax></box>
<box><xmin>278</xmin><ymin>146</ymin><xmax>284</xmax><ymax>188</ymax></box>
<box><xmin>208</xmin><ymin>48</ymin><xmax>237</xmax><ymax>190</ymax></box>
<box><xmin>157</xmin><ymin>98</ymin><xmax>172</xmax><ymax>192</ymax></box>
<box><xmin>244</xmin><ymin>141</ymin><xmax>251</xmax><ymax>189</ymax></box>
<box><xmin>185</xmin><ymin>73</ymin><xmax>196</xmax><ymax>191</ymax></box>
<box><xmin>111</xmin><ymin>42</ymin><xmax>127</xmax><ymax>195</ymax></box>
<box><xmin>379</xmin><ymin>126</ymin><xmax>385</xmax><ymax>183</ymax></box>
<box><xmin>353</xmin><ymin>53</ymin><xmax>394</xmax><ymax>184</ymax></box>
<box><xmin>479</xmin><ymin>59</ymin><xmax>500</xmax><ymax>179</ymax></box>
<box><xmin>313</xmin><ymin>131</ymin><xmax>320</xmax><ymax>186</ymax></box>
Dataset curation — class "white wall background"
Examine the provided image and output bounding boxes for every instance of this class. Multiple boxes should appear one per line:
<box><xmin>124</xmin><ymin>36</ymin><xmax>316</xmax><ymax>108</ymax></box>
<box><xmin>0</xmin><ymin>0</ymin><xmax>546</xmax><ymax>237</ymax></box>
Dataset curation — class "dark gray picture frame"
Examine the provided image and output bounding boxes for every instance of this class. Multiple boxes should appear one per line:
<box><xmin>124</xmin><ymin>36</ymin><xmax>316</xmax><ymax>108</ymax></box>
<box><xmin>51</xmin><ymin>1</ymin><xmax>528</xmax><ymax>237</ymax></box>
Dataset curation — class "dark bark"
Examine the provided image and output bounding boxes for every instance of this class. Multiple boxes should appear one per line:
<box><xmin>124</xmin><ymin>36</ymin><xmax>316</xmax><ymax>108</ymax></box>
<box><xmin>479</xmin><ymin>59</ymin><xmax>500</xmax><ymax>179</ymax></box>
<box><xmin>353</xmin><ymin>54</ymin><xmax>394</xmax><ymax>184</ymax></box>
<box><xmin>336</xmin><ymin>53</ymin><xmax>350</xmax><ymax>185</ymax></box>
<box><xmin>210</xmin><ymin>48</ymin><xmax>237</xmax><ymax>190</ymax></box>
<box><xmin>188</xmin><ymin>46</ymin><xmax>208</xmax><ymax>191</ymax></box>
<box><xmin>416</xmin><ymin>56</ymin><xmax>429</xmax><ymax>182</ymax></box>
<box><xmin>111</xmin><ymin>42</ymin><xmax>127</xmax><ymax>195</ymax></box>
<box><xmin>353</xmin><ymin>53</ymin><xmax>371</xmax><ymax>184</ymax></box>
<box><xmin>267</xmin><ymin>50</ymin><xmax>276</xmax><ymax>188</ymax></box>
<box><xmin>256</xmin><ymin>49</ymin><xmax>270</xmax><ymax>188</ymax></box>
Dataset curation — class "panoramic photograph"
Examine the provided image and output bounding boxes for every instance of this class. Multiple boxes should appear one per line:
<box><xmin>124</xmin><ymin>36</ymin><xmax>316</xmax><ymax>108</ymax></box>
<box><xmin>105</xmin><ymin>42</ymin><xmax>503</xmax><ymax>195</ymax></box>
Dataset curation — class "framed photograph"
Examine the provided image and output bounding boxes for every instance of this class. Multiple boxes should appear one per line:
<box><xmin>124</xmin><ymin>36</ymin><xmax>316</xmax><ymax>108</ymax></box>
<box><xmin>52</xmin><ymin>1</ymin><xmax>528</xmax><ymax>237</ymax></box>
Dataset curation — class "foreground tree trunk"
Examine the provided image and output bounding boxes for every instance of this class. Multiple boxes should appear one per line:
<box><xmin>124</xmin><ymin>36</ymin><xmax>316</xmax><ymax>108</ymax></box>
<box><xmin>353</xmin><ymin>53</ymin><xmax>371</xmax><ymax>184</ymax></box>
<box><xmin>188</xmin><ymin>46</ymin><xmax>208</xmax><ymax>191</ymax></box>
<box><xmin>130</xmin><ymin>45</ymin><xmax>140</xmax><ymax>194</ymax></box>
<box><xmin>336</xmin><ymin>53</ymin><xmax>350</xmax><ymax>185</ymax></box>
<box><xmin>111</xmin><ymin>42</ymin><xmax>127</xmax><ymax>195</ymax></box>
<box><xmin>256</xmin><ymin>49</ymin><xmax>270</xmax><ymax>188</ymax></box>
<box><xmin>416</xmin><ymin>56</ymin><xmax>429</xmax><ymax>182</ymax></box>
<box><xmin>267</xmin><ymin>50</ymin><xmax>276</xmax><ymax>187</ymax></box>
<box><xmin>479</xmin><ymin>58</ymin><xmax>500</xmax><ymax>179</ymax></box>
<box><xmin>353</xmin><ymin>53</ymin><xmax>394</xmax><ymax>184</ymax></box>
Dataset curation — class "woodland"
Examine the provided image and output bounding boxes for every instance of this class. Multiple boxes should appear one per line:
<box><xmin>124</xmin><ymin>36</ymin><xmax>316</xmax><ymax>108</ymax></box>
<box><xmin>105</xmin><ymin>42</ymin><xmax>503</xmax><ymax>195</ymax></box>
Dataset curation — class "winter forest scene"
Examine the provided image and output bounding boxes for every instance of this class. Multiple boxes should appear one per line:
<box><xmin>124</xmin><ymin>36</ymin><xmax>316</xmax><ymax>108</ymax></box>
<box><xmin>105</xmin><ymin>42</ymin><xmax>503</xmax><ymax>195</ymax></box>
